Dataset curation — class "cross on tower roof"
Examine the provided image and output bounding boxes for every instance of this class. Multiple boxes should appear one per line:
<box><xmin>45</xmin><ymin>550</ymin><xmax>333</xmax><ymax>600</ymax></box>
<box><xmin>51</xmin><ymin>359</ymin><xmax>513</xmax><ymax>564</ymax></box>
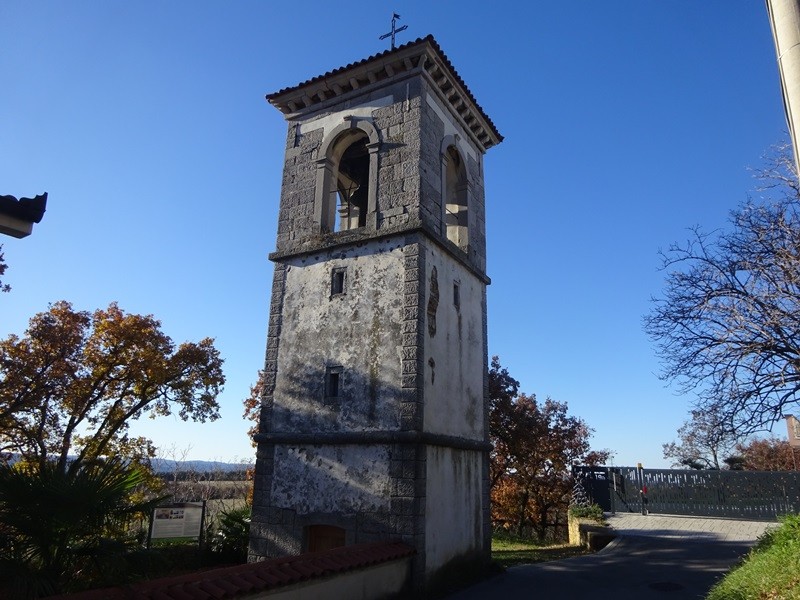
<box><xmin>379</xmin><ymin>13</ymin><xmax>408</xmax><ymax>50</ymax></box>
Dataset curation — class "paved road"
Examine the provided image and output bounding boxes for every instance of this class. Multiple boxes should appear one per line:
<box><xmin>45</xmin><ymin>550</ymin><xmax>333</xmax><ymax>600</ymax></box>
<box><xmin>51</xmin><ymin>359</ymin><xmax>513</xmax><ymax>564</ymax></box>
<box><xmin>446</xmin><ymin>514</ymin><xmax>778</xmax><ymax>600</ymax></box>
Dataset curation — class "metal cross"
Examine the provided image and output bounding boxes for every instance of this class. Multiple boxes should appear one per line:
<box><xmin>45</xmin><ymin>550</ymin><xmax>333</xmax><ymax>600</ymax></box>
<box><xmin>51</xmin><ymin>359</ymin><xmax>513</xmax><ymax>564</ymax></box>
<box><xmin>379</xmin><ymin>13</ymin><xmax>408</xmax><ymax>50</ymax></box>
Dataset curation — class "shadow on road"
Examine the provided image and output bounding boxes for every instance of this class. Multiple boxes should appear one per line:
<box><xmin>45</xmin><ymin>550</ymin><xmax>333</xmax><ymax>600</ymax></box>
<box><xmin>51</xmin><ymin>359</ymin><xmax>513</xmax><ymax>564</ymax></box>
<box><xmin>448</xmin><ymin>535</ymin><xmax>753</xmax><ymax>600</ymax></box>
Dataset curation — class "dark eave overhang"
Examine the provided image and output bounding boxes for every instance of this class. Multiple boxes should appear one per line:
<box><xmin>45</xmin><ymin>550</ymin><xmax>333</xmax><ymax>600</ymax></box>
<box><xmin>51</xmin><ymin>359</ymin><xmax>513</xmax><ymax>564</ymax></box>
<box><xmin>266</xmin><ymin>35</ymin><xmax>503</xmax><ymax>152</ymax></box>
<box><xmin>0</xmin><ymin>193</ymin><xmax>48</xmax><ymax>239</ymax></box>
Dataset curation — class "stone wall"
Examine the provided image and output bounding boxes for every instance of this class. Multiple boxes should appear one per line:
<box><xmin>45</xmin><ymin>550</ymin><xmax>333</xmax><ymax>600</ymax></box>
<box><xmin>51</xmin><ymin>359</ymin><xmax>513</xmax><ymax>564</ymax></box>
<box><xmin>424</xmin><ymin>446</ymin><xmax>484</xmax><ymax>574</ymax></box>
<box><xmin>421</xmin><ymin>243</ymin><xmax>485</xmax><ymax>439</ymax></box>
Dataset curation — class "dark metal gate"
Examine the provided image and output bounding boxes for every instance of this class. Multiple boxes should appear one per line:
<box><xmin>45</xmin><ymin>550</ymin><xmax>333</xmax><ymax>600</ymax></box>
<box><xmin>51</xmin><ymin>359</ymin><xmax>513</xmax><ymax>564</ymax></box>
<box><xmin>574</xmin><ymin>466</ymin><xmax>800</xmax><ymax>520</ymax></box>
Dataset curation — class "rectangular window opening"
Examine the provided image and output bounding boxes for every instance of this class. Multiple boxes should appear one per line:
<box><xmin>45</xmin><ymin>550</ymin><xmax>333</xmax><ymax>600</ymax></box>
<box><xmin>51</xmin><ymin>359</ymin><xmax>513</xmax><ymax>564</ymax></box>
<box><xmin>453</xmin><ymin>281</ymin><xmax>461</xmax><ymax>309</ymax></box>
<box><xmin>331</xmin><ymin>267</ymin><xmax>347</xmax><ymax>297</ymax></box>
<box><xmin>326</xmin><ymin>366</ymin><xmax>343</xmax><ymax>398</ymax></box>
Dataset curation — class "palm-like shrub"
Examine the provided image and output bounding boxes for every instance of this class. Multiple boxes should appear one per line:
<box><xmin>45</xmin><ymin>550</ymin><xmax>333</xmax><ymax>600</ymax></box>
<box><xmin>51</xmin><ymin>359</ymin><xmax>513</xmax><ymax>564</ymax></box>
<box><xmin>0</xmin><ymin>457</ymin><xmax>164</xmax><ymax>598</ymax></box>
<box><xmin>208</xmin><ymin>505</ymin><xmax>251</xmax><ymax>564</ymax></box>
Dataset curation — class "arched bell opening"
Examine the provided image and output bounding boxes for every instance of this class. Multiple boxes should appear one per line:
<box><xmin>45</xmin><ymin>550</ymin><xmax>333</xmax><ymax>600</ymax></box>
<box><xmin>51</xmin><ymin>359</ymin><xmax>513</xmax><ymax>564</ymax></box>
<box><xmin>444</xmin><ymin>145</ymin><xmax>468</xmax><ymax>250</ymax></box>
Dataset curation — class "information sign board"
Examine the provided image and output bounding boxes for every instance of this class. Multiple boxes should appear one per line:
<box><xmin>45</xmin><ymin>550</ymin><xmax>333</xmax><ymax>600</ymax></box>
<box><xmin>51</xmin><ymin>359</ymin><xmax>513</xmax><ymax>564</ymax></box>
<box><xmin>149</xmin><ymin>502</ymin><xmax>205</xmax><ymax>542</ymax></box>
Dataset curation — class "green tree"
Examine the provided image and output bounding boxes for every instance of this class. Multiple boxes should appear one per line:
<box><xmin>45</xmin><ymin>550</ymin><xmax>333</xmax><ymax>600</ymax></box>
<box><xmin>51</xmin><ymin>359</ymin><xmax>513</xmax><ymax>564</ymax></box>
<box><xmin>0</xmin><ymin>301</ymin><xmax>225</xmax><ymax>473</ymax></box>
<box><xmin>0</xmin><ymin>457</ymin><xmax>165</xmax><ymax>598</ymax></box>
<box><xmin>645</xmin><ymin>146</ymin><xmax>800</xmax><ymax>434</ymax></box>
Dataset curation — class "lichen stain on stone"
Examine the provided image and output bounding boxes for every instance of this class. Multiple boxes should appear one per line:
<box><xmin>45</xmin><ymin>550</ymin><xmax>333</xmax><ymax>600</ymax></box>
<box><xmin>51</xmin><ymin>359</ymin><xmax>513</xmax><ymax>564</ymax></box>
<box><xmin>464</xmin><ymin>390</ymin><xmax>477</xmax><ymax>431</ymax></box>
<box><xmin>368</xmin><ymin>310</ymin><xmax>380</xmax><ymax>423</ymax></box>
<box><xmin>467</xmin><ymin>318</ymin><xmax>478</xmax><ymax>346</ymax></box>
<box><xmin>428</xmin><ymin>357</ymin><xmax>436</xmax><ymax>385</ymax></box>
<box><xmin>427</xmin><ymin>266</ymin><xmax>439</xmax><ymax>337</ymax></box>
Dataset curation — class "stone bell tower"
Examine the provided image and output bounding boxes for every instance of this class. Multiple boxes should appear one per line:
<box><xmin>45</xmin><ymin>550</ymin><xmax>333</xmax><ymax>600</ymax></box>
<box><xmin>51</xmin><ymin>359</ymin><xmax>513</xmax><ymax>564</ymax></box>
<box><xmin>249</xmin><ymin>35</ymin><xmax>502</xmax><ymax>588</ymax></box>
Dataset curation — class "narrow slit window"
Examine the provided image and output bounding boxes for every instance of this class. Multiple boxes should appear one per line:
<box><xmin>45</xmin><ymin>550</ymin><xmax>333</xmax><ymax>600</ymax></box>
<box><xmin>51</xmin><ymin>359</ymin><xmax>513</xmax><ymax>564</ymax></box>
<box><xmin>331</xmin><ymin>267</ymin><xmax>346</xmax><ymax>296</ymax></box>
<box><xmin>326</xmin><ymin>366</ymin><xmax>343</xmax><ymax>398</ymax></box>
<box><xmin>453</xmin><ymin>281</ymin><xmax>461</xmax><ymax>309</ymax></box>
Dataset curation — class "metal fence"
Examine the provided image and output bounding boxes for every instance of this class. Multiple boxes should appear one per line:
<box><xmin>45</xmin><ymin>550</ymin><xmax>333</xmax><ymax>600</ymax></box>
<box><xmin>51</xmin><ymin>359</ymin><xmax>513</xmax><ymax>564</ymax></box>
<box><xmin>574</xmin><ymin>466</ymin><xmax>800</xmax><ymax>520</ymax></box>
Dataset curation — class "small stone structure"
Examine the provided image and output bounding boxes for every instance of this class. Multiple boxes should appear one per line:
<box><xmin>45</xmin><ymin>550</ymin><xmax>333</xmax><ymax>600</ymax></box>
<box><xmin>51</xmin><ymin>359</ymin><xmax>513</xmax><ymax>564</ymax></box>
<box><xmin>568</xmin><ymin>515</ymin><xmax>615</xmax><ymax>551</ymax></box>
<box><xmin>249</xmin><ymin>35</ymin><xmax>502</xmax><ymax>591</ymax></box>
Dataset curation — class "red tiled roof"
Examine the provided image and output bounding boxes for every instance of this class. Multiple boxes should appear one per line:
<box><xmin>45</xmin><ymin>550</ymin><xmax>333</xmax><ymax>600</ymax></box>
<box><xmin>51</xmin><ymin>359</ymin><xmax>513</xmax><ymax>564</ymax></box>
<box><xmin>266</xmin><ymin>34</ymin><xmax>503</xmax><ymax>149</ymax></box>
<box><xmin>48</xmin><ymin>540</ymin><xmax>414</xmax><ymax>600</ymax></box>
<box><xmin>266</xmin><ymin>35</ymin><xmax>428</xmax><ymax>97</ymax></box>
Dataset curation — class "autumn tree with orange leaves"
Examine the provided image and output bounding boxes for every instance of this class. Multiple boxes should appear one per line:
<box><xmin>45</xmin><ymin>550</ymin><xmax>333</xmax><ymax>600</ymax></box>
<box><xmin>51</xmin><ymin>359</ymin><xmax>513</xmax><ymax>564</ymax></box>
<box><xmin>729</xmin><ymin>437</ymin><xmax>798</xmax><ymax>471</ymax></box>
<box><xmin>241</xmin><ymin>370</ymin><xmax>268</xmax><ymax>504</ymax></box>
<box><xmin>0</xmin><ymin>301</ymin><xmax>225</xmax><ymax>474</ymax></box>
<box><xmin>242</xmin><ymin>369</ymin><xmax>266</xmax><ymax>446</ymax></box>
<box><xmin>489</xmin><ymin>357</ymin><xmax>609</xmax><ymax>540</ymax></box>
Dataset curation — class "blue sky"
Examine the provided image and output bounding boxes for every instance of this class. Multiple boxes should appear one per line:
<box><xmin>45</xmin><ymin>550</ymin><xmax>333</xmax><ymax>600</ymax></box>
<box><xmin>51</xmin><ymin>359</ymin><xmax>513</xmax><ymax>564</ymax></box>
<box><xmin>0</xmin><ymin>2</ymin><xmax>788</xmax><ymax>468</ymax></box>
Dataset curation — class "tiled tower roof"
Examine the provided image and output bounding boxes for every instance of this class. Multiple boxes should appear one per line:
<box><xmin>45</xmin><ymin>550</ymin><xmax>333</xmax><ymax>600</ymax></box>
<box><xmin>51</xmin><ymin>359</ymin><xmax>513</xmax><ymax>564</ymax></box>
<box><xmin>266</xmin><ymin>35</ymin><xmax>502</xmax><ymax>151</ymax></box>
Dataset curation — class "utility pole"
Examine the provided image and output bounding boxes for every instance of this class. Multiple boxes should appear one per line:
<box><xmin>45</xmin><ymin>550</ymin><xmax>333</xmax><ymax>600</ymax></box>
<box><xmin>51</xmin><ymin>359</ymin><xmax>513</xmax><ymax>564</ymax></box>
<box><xmin>766</xmin><ymin>0</ymin><xmax>800</xmax><ymax>173</ymax></box>
<box><xmin>786</xmin><ymin>415</ymin><xmax>800</xmax><ymax>470</ymax></box>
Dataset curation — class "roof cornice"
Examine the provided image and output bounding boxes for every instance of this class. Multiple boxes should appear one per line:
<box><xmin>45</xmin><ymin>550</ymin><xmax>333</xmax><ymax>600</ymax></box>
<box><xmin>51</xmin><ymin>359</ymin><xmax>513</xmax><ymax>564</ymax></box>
<box><xmin>266</xmin><ymin>35</ymin><xmax>503</xmax><ymax>152</ymax></box>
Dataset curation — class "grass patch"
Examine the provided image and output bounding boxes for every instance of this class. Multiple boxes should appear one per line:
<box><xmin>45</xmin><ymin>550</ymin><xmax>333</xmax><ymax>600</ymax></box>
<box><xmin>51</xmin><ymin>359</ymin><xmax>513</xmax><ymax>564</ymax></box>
<box><xmin>707</xmin><ymin>514</ymin><xmax>800</xmax><ymax>600</ymax></box>
<box><xmin>492</xmin><ymin>533</ymin><xmax>590</xmax><ymax>568</ymax></box>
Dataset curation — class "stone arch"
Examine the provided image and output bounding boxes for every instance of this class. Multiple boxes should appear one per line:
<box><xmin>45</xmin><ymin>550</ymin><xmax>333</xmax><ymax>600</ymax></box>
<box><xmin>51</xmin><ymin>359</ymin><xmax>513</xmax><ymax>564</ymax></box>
<box><xmin>314</xmin><ymin>118</ymin><xmax>380</xmax><ymax>232</ymax></box>
<box><xmin>440</xmin><ymin>135</ymin><xmax>469</xmax><ymax>250</ymax></box>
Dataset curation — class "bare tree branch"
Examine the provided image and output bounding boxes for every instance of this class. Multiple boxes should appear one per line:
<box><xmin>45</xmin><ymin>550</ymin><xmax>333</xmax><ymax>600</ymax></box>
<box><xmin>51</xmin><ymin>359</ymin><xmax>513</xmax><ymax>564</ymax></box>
<box><xmin>645</xmin><ymin>145</ymin><xmax>800</xmax><ymax>434</ymax></box>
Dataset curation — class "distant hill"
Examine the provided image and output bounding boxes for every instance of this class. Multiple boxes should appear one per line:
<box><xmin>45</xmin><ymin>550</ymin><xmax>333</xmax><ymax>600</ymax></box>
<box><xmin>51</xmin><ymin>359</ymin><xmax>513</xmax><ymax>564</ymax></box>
<box><xmin>150</xmin><ymin>458</ymin><xmax>254</xmax><ymax>473</ymax></box>
<box><xmin>1</xmin><ymin>454</ymin><xmax>253</xmax><ymax>474</ymax></box>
